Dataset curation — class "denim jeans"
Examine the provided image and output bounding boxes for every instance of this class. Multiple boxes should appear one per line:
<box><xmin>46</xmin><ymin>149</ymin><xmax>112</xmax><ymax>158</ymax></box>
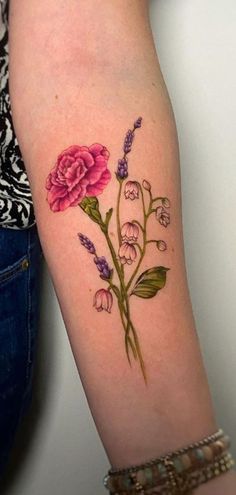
<box><xmin>0</xmin><ymin>225</ymin><xmax>42</xmax><ymax>477</ymax></box>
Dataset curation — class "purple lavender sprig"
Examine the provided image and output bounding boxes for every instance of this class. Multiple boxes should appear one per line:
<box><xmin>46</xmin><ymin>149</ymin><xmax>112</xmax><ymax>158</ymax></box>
<box><xmin>117</xmin><ymin>158</ymin><xmax>128</xmax><ymax>179</ymax></box>
<box><xmin>123</xmin><ymin>129</ymin><xmax>134</xmax><ymax>154</ymax></box>
<box><xmin>134</xmin><ymin>117</ymin><xmax>142</xmax><ymax>129</ymax></box>
<box><xmin>116</xmin><ymin>117</ymin><xmax>142</xmax><ymax>180</ymax></box>
<box><xmin>78</xmin><ymin>233</ymin><xmax>113</xmax><ymax>280</ymax></box>
<box><xmin>78</xmin><ymin>233</ymin><xmax>96</xmax><ymax>254</ymax></box>
<box><xmin>94</xmin><ymin>256</ymin><xmax>113</xmax><ymax>280</ymax></box>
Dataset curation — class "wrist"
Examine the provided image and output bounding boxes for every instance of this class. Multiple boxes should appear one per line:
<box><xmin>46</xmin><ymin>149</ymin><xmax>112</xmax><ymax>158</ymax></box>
<box><xmin>105</xmin><ymin>429</ymin><xmax>235</xmax><ymax>494</ymax></box>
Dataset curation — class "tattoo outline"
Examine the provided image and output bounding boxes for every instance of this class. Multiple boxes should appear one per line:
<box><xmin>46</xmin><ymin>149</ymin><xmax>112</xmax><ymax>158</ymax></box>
<box><xmin>46</xmin><ymin>117</ymin><xmax>171</xmax><ymax>383</ymax></box>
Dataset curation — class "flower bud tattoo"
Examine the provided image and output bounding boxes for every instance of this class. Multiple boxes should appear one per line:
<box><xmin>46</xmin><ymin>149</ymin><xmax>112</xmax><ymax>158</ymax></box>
<box><xmin>46</xmin><ymin>117</ymin><xmax>171</xmax><ymax>384</ymax></box>
<box><xmin>94</xmin><ymin>289</ymin><xmax>113</xmax><ymax>313</ymax></box>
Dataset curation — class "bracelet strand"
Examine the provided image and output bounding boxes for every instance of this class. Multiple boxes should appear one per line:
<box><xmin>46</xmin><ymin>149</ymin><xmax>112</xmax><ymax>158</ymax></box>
<box><xmin>103</xmin><ymin>429</ymin><xmax>235</xmax><ymax>494</ymax></box>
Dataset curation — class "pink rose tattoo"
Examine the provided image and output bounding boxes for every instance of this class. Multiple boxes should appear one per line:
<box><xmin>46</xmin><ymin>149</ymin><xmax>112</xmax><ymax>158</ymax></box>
<box><xmin>46</xmin><ymin>117</ymin><xmax>171</xmax><ymax>384</ymax></box>
<box><xmin>46</xmin><ymin>144</ymin><xmax>111</xmax><ymax>211</ymax></box>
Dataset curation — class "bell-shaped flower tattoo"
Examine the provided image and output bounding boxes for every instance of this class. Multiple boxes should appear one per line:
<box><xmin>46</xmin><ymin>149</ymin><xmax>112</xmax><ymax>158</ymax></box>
<box><xmin>94</xmin><ymin>289</ymin><xmax>113</xmax><ymax>313</ymax></box>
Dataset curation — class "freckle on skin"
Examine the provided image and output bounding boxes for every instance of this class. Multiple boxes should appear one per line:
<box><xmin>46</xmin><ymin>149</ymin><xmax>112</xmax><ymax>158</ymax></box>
<box><xmin>55</xmin><ymin>94</ymin><xmax>58</xmax><ymax>99</ymax></box>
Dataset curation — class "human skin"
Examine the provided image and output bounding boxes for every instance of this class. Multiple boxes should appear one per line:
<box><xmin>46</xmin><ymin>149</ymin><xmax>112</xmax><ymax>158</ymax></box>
<box><xmin>8</xmin><ymin>0</ymin><xmax>236</xmax><ymax>493</ymax></box>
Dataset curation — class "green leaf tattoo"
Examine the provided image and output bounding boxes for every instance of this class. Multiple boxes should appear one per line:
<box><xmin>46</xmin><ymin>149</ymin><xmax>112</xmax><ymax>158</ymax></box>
<box><xmin>45</xmin><ymin>117</ymin><xmax>171</xmax><ymax>384</ymax></box>
<box><xmin>131</xmin><ymin>267</ymin><xmax>169</xmax><ymax>299</ymax></box>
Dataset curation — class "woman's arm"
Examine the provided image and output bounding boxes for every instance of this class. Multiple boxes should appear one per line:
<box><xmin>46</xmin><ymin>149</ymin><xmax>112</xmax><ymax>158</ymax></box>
<box><xmin>9</xmin><ymin>1</ymin><xmax>235</xmax><ymax>492</ymax></box>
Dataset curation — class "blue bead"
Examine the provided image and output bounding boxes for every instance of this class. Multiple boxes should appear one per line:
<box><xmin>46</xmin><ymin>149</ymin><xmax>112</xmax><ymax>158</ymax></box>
<box><xmin>195</xmin><ymin>448</ymin><xmax>205</xmax><ymax>462</ymax></box>
<box><xmin>123</xmin><ymin>475</ymin><xmax>133</xmax><ymax>489</ymax></box>
<box><xmin>144</xmin><ymin>467</ymin><xmax>153</xmax><ymax>483</ymax></box>
<box><xmin>157</xmin><ymin>463</ymin><xmax>166</xmax><ymax>477</ymax></box>
<box><xmin>173</xmin><ymin>458</ymin><xmax>183</xmax><ymax>473</ymax></box>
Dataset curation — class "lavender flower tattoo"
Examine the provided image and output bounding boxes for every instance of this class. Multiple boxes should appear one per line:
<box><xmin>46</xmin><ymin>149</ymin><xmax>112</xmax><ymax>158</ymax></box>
<box><xmin>94</xmin><ymin>256</ymin><xmax>112</xmax><ymax>280</ymax></box>
<box><xmin>46</xmin><ymin>117</ymin><xmax>171</xmax><ymax>384</ymax></box>
<box><xmin>78</xmin><ymin>233</ymin><xmax>96</xmax><ymax>254</ymax></box>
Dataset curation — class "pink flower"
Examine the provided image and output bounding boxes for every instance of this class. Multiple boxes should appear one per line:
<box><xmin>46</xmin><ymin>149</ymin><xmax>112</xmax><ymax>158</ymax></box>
<box><xmin>156</xmin><ymin>206</ymin><xmax>170</xmax><ymax>228</ymax></box>
<box><xmin>124</xmin><ymin>181</ymin><xmax>139</xmax><ymax>200</ymax></box>
<box><xmin>157</xmin><ymin>240</ymin><xmax>167</xmax><ymax>251</ymax></box>
<box><xmin>142</xmin><ymin>180</ymin><xmax>151</xmax><ymax>192</ymax></box>
<box><xmin>121</xmin><ymin>222</ymin><xmax>139</xmax><ymax>243</ymax></box>
<box><xmin>118</xmin><ymin>242</ymin><xmax>137</xmax><ymax>265</ymax></box>
<box><xmin>93</xmin><ymin>289</ymin><xmax>113</xmax><ymax>313</ymax></box>
<box><xmin>46</xmin><ymin>144</ymin><xmax>111</xmax><ymax>212</ymax></box>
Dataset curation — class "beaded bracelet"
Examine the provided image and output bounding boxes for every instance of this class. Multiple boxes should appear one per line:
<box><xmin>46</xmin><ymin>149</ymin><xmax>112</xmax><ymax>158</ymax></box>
<box><xmin>103</xmin><ymin>429</ymin><xmax>235</xmax><ymax>494</ymax></box>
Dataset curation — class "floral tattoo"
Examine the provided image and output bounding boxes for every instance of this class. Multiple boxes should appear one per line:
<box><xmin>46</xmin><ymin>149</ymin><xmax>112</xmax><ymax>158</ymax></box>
<box><xmin>46</xmin><ymin>118</ymin><xmax>170</xmax><ymax>383</ymax></box>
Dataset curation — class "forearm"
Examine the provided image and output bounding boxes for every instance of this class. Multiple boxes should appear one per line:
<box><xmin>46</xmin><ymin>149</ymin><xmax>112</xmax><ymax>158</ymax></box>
<box><xmin>9</xmin><ymin>1</ymin><xmax>235</xmax><ymax>492</ymax></box>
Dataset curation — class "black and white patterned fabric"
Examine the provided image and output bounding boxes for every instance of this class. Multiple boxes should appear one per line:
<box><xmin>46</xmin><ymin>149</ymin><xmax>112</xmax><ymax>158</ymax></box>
<box><xmin>0</xmin><ymin>0</ymin><xmax>35</xmax><ymax>229</ymax></box>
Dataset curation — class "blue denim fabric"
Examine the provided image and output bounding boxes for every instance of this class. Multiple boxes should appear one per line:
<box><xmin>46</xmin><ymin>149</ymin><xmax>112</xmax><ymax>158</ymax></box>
<box><xmin>0</xmin><ymin>225</ymin><xmax>42</xmax><ymax>477</ymax></box>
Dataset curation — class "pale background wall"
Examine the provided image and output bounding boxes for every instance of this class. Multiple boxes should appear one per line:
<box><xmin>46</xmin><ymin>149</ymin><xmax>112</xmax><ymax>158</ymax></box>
<box><xmin>3</xmin><ymin>1</ymin><xmax>236</xmax><ymax>494</ymax></box>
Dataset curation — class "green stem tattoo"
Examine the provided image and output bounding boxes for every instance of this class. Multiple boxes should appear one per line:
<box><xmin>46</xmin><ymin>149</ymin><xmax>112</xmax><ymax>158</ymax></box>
<box><xmin>117</xmin><ymin>180</ymin><xmax>123</xmax><ymax>247</ymax></box>
<box><xmin>126</xmin><ymin>183</ymin><xmax>151</xmax><ymax>293</ymax></box>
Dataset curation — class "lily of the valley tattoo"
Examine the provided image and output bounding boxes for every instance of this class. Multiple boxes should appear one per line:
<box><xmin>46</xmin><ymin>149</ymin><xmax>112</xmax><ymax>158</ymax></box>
<box><xmin>46</xmin><ymin>118</ymin><xmax>170</xmax><ymax>383</ymax></box>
